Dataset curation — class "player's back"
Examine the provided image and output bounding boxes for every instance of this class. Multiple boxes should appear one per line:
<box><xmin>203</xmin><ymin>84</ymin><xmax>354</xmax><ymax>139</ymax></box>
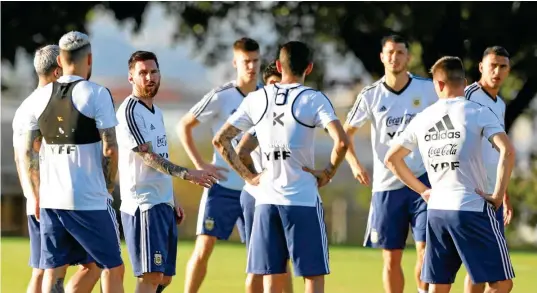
<box><xmin>116</xmin><ymin>96</ymin><xmax>174</xmax><ymax>214</ymax></box>
<box><xmin>465</xmin><ymin>82</ymin><xmax>506</xmax><ymax>193</ymax></box>
<box><xmin>23</xmin><ymin>75</ymin><xmax>117</xmax><ymax>210</ymax></box>
<box><xmin>249</xmin><ymin>83</ymin><xmax>338</xmax><ymax>207</ymax></box>
<box><xmin>402</xmin><ymin>97</ymin><xmax>504</xmax><ymax>212</ymax></box>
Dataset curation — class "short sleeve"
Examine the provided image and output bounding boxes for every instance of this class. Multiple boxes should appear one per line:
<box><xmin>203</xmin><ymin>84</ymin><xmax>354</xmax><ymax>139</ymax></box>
<box><xmin>313</xmin><ymin>92</ymin><xmax>338</xmax><ymax>128</ymax></box>
<box><xmin>94</xmin><ymin>87</ymin><xmax>119</xmax><ymax>129</ymax></box>
<box><xmin>189</xmin><ymin>90</ymin><xmax>221</xmax><ymax>123</ymax></box>
<box><xmin>345</xmin><ymin>91</ymin><xmax>371</xmax><ymax>128</ymax></box>
<box><xmin>227</xmin><ymin>98</ymin><xmax>254</xmax><ymax>131</ymax></box>
<box><xmin>478</xmin><ymin>107</ymin><xmax>505</xmax><ymax>141</ymax></box>
<box><xmin>395</xmin><ymin>118</ymin><xmax>419</xmax><ymax>151</ymax></box>
<box><xmin>119</xmin><ymin>106</ymin><xmax>151</xmax><ymax>150</ymax></box>
<box><xmin>247</xmin><ymin>127</ymin><xmax>256</xmax><ymax>136</ymax></box>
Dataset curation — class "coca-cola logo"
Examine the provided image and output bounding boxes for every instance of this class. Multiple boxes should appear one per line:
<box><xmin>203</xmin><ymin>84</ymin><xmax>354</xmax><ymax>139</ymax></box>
<box><xmin>386</xmin><ymin>113</ymin><xmax>416</xmax><ymax>127</ymax></box>
<box><xmin>428</xmin><ymin>144</ymin><xmax>458</xmax><ymax>158</ymax></box>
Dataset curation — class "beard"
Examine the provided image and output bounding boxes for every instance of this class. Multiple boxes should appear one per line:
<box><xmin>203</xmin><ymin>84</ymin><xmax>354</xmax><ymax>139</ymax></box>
<box><xmin>137</xmin><ymin>81</ymin><xmax>160</xmax><ymax>99</ymax></box>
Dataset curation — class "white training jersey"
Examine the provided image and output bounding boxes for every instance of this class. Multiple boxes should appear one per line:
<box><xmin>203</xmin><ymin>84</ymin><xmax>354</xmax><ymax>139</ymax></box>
<box><xmin>13</xmin><ymin>90</ymin><xmax>42</xmax><ymax>215</ymax></box>
<box><xmin>346</xmin><ymin>74</ymin><xmax>439</xmax><ymax>192</ymax></box>
<box><xmin>189</xmin><ymin>81</ymin><xmax>251</xmax><ymax>191</ymax></box>
<box><xmin>465</xmin><ymin>82</ymin><xmax>506</xmax><ymax>194</ymax></box>
<box><xmin>242</xmin><ymin>127</ymin><xmax>263</xmax><ymax>196</ymax></box>
<box><xmin>396</xmin><ymin>97</ymin><xmax>505</xmax><ymax>212</ymax></box>
<box><xmin>22</xmin><ymin>75</ymin><xmax>118</xmax><ymax>210</ymax></box>
<box><xmin>228</xmin><ymin>83</ymin><xmax>338</xmax><ymax>207</ymax></box>
<box><xmin>116</xmin><ymin>96</ymin><xmax>174</xmax><ymax>215</ymax></box>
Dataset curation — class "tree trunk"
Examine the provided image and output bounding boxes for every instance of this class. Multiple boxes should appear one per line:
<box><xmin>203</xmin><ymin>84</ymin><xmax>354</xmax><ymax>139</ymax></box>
<box><xmin>505</xmin><ymin>77</ymin><xmax>537</xmax><ymax>133</ymax></box>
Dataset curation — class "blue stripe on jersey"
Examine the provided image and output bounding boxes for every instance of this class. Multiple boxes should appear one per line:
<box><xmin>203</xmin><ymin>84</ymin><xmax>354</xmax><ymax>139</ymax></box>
<box><xmin>126</xmin><ymin>98</ymin><xmax>145</xmax><ymax>146</ymax></box>
<box><xmin>346</xmin><ymin>81</ymin><xmax>380</xmax><ymax>124</ymax></box>
<box><xmin>465</xmin><ymin>84</ymin><xmax>480</xmax><ymax>100</ymax></box>
<box><xmin>192</xmin><ymin>82</ymin><xmax>236</xmax><ymax>117</ymax></box>
<box><xmin>410</xmin><ymin>74</ymin><xmax>432</xmax><ymax>81</ymax></box>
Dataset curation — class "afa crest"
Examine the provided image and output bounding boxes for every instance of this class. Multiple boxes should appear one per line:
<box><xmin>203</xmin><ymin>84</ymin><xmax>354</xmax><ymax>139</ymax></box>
<box><xmin>370</xmin><ymin>229</ymin><xmax>379</xmax><ymax>244</ymax></box>
<box><xmin>412</xmin><ymin>98</ymin><xmax>421</xmax><ymax>108</ymax></box>
<box><xmin>154</xmin><ymin>252</ymin><xmax>162</xmax><ymax>266</ymax></box>
<box><xmin>204</xmin><ymin>217</ymin><xmax>215</xmax><ymax>231</ymax></box>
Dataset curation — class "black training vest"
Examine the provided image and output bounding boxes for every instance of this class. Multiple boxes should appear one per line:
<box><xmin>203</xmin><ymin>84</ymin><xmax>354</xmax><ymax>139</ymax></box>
<box><xmin>38</xmin><ymin>80</ymin><xmax>101</xmax><ymax>145</ymax></box>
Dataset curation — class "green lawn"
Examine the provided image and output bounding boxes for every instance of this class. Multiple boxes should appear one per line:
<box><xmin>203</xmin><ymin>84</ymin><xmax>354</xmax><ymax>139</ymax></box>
<box><xmin>1</xmin><ymin>237</ymin><xmax>536</xmax><ymax>292</ymax></box>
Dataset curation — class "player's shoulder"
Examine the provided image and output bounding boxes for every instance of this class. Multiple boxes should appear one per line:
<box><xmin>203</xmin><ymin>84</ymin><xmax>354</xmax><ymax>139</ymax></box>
<box><xmin>206</xmin><ymin>80</ymin><xmax>237</xmax><ymax>97</ymax></box>
<box><xmin>358</xmin><ymin>78</ymin><xmax>383</xmax><ymax>99</ymax></box>
<box><xmin>116</xmin><ymin>96</ymin><xmax>146</xmax><ymax>116</ymax></box>
<box><xmin>464</xmin><ymin>82</ymin><xmax>482</xmax><ymax>101</ymax></box>
<box><xmin>410</xmin><ymin>73</ymin><xmax>433</xmax><ymax>83</ymax></box>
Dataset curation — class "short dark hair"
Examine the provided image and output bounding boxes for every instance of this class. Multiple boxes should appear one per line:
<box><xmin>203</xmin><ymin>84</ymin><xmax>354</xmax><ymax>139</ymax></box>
<box><xmin>483</xmin><ymin>46</ymin><xmax>510</xmax><ymax>59</ymax></box>
<box><xmin>381</xmin><ymin>35</ymin><xmax>409</xmax><ymax>50</ymax></box>
<box><xmin>128</xmin><ymin>51</ymin><xmax>160</xmax><ymax>70</ymax></box>
<box><xmin>262</xmin><ymin>60</ymin><xmax>281</xmax><ymax>84</ymax></box>
<box><xmin>279</xmin><ymin>41</ymin><xmax>313</xmax><ymax>77</ymax></box>
<box><xmin>430</xmin><ymin>56</ymin><xmax>465</xmax><ymax>85</ymax></box>
<box><xmin>233</xmin><ymin>38</ymin><xmax>260</xmax><ymax>52</ymax></box>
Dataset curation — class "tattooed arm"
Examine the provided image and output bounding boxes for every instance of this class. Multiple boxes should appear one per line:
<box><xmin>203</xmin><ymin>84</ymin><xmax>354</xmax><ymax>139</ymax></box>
<box><xmin>99</xmin><ymin>127</ymin><xmax>119</xmax><ymax>193</ymax></box>
<box><xmin>236</xmin><ymin>131</ymin><xmax>259</xmax><ymax>175</ymax></box>
<box><xmin>133</xmin><ymin>142</ymin><xmax>190</xmax><ymax>179</ymax></box>
<box><xmin>213</xmin><ymin>123</ymin><xmax>257</xmax><ymax>182</ymax></box>
<box><xmin>23</xmin><ymin>130</ymin><xmax>43</xmax><ymax>216</ymax></box>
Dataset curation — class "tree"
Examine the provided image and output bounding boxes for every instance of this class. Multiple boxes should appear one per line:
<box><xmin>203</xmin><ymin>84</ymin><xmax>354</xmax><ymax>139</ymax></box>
<box><xmin>2</xmin><ymin>1</ymin><xmax>537</xmax><ymax>131</ymax></box>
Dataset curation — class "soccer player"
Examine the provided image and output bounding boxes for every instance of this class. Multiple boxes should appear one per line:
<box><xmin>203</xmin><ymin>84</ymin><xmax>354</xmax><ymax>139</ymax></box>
<box><xmin>116</xmin><ymin>51</ymin><xmax>217</xmax><ymax>293</ymax></box>
<box><xmin>344</xmin><ymin>35</ymin><xmax>438</xmax><ymax>293</ymax></box>
<box><xmin>463</xmin><ymin>46</ymin><xmax>514</xmax><ymax>293</ymax></box>
<box><xmin>178</xmin><ymin>38</ymin><xmax>261</xmax><ymax>293</ymax></box>
<box><xmin>236</xmin><ymin>60</ymin><xmax>293</xmax><ymax>293</ymax></box>
<box><xmin>385</xmin><ymin>56</ymin><xmax>515</xmax><ymax>293</ymax></box>
<box><xmin>20</xmin><ymin>31</ymin><xmax>124</xmax><ymax>293</ymax></box>
<box><xmin>213</xmin><ymin>41</ymin><xmax>349</xmax><ymax>293</ymax></box>
<box><xmin>12</xmin><ymin>45</ymin><xmax>70</xmax><ymax>293</ymax></box>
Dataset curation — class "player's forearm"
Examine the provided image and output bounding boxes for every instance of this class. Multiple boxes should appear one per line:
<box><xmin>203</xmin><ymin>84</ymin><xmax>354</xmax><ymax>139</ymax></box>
<box><xmin>386</xmin><ymin>158</ymin><xmax>428</xmax><ymax>195</ymax></box>
<box><xmin>178</xmin><ymin>123</ymin><xmax>205</xmax><ymax>168</ymax></box>
<box><xmin>494</xmin><ymin>150</ymin><xmax>515</xmax><ymax>198</ymax></box>
<box><xmin>237</xmin><ymin>136</ymin><xmax>259</xmax><ymax>175</ymax></box>
<box><xmin>138</xmin><ymin>152</ymin><xmax>190</xmax><ymax>179</ymax></box>
<box><xmin>23</xmin><ymin>131</ymin><xmax>42</xmax><ymax>201</ymax></box>
<box><xmin>345</xmin><ymin>138</ymin><xmax>365</xmax><ymax>171</ymax></box>
<box><xmin>100</xmin><ymin>127</ymin><xmax>119</xmax><ymax>192</ymax></box>
<box><xmin>325</xmin><ymin>137</ymin><xmax>349</xmax><ymax>179</ymax></box>
<box><xmin>213</xmin><ymin>128</ymin><xmax>256</xmax><ymax>180</ymax></box>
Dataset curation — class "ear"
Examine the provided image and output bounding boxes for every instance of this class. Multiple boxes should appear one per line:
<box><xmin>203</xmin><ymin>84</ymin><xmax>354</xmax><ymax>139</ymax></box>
<box><xmin>232</xmin><ymin>57</ymin><xmax>237</xmax><ymax>69</ymax></box>
<box><xmin>304</xmin><ymin>63</ymin><xmax>314</xmax><ymax>76</ymax></box>
<box><xmin>464</xmin><ymin>78</ymin><xmax>468</xmax><ymax>87</ymax></box>
<box><xmin>87</xmin><ymin>52</ymin><xmax>92</xmax><ymax>66</ymax></box>
<box><xmin>128</xmin><ymin>71</ymin><xmax>134</xmax><ymax>85</ymax></box>
<box><xmin>275</xmin><ymin>60</ymin><xmax>283</xmax><ymax>73</ymax></box>
<box><xmin>56</xmin><ymin>55</ymin><xmax>63</xmax><ymax>68</ymax></box>
<box><xmin>438</xmin><ymin>80</ymin><xmax>446</xmax><ymax>92</ymax></box>
<box><xmin>379</xmin><ymin>52</ymin><xmax>384</xmax><ymax>63</ymax></box>
<box><xmin>479</xmin><ymin>62</ymin><xmax>483</xmax><ymax>74</ymax></box>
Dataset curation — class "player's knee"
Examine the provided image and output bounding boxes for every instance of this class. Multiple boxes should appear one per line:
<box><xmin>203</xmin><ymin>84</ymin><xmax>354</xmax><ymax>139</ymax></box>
<box><xmin>382</xmin><ymin>249</ymin><xmax>403</xmax><ymax>268</ymax></box>
<box><xmin>31</xmin><ymin>268</ymin><xmax>45</xmax><ymax>279</ymax></box>
<box><xmin>161</xmin><ymin>275</ymin><xmax>172</xmax><ymax>287</ymax></box>
<box><xmin>104</xmin><ymin>264</ymin><xmax>125</xmax><ymax>281</ymax></box>
<box><xmin>192</xmin><ymin>235</ymin><xmax>216</xmax><ymax>261</ymax></box>
<box><xmin>487</xmin><ymin>279</ymin><xmax>513</xmax><ymax>293</ymax></box>
<box><xmin>245</xmin><ymin>273</ymin><xmax>262</xmax><ymax>287</ymax></box>
<box><xmin>140</xmin><ymin>272</ymin><xmax>164</xmax><ymax>286</ymax></box>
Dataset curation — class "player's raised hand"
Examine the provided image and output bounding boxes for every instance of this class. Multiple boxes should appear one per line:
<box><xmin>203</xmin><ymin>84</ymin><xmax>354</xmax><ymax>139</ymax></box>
<box><xmin>352</xmin><ymin>164</ymin><xmax>371</xmax><ymax>186</ymax></box>
<box><xmin>186</xmin><ymin>169</ymin><xmax>218</xmax><ymax>188</ymax></box>
<box><xmin>198</xmin><ymin>162</ymin><xmax>229</xmax><ymax>181</ymax></box>
<box><xmin>302</xmin><ymin>167</ymin><xmax>331</xmax><ymax>188</ymax></box>
<box><xmin>475</xmin><ymin>188</ymin><xmax>503</xmax><ymax>210</ymax></box>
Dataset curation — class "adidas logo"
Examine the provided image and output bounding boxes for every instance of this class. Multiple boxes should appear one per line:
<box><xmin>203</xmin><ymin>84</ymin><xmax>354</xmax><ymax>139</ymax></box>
<box><xmin>379</xmin><ymin>106</ymin><xmax>387</xmax><ymax>112</ymax></box>
<box><xmin>150</xmin><ymin>124</ymin><xmax>156</xmax><ymax>130</ymax></box>
<box><xmin>424</xmin><ymin>115</ymin><xmax>460</xmax><ymax>141</ymax></box>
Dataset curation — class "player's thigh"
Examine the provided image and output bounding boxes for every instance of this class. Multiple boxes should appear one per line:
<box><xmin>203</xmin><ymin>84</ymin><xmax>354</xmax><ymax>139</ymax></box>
<box><xmin>122</xmin><ymin>204</ymin><xmax>176</xmax><ymax>277</ymax></box>
<box><xmin>39</xmin><ymin>208</ymin><xmax>86</xmax><ymax>269</ymax></box>
<box><xmin>367</xmin><ymin>189</ymin><xmax>410</xmax><ymax>249</ymax></box>
<box><xmin>240</xmin><ymin>189</ymin><xmax>256</xmax><ymax>248</ymax></box>
<box><xmin>196</xmin><ymin>184</ymin><xmax>242</xmax><ymax>240</ymax></box>
<box><xmin>409</xmin><ymin>173</ymin><xmax>430</xmax><ymax>243</ymax></box>
<box><xmin>452</xmin><ymin>205</ymin><xmax>514</xmax><ymax>284</ymax></box>
<box><xmin>247</xmin><ymin>204</ymin><xmax>289</xmax><ymax>275</ymax></box>
<box><xmin>280</xmin><ymin>201</ymin><xmax>330</xmax><ymax>277</ymax></box>
<box><xmin>59</xmin><ymin>208</ymin><xmax>123</xmax><ymax>269</ymax></box>
<box><xmin>421</xmin><ymin>209</ymin><xmax>462</xmax><ymax>285</ymax></box>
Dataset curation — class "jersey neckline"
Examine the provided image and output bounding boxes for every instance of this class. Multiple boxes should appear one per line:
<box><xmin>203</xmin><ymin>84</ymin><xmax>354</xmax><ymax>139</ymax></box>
<box><xmin>381</xmin><ymin>76</ymin><xmax>412</xmax><ymax>96</ymax></box>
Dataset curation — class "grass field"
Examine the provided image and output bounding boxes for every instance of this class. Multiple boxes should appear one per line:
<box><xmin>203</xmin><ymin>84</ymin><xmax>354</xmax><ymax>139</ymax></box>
<box><xmin>1</xmin><ymin>237</ymin><xmax>536</xmax><ymax>293</ymax></box>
